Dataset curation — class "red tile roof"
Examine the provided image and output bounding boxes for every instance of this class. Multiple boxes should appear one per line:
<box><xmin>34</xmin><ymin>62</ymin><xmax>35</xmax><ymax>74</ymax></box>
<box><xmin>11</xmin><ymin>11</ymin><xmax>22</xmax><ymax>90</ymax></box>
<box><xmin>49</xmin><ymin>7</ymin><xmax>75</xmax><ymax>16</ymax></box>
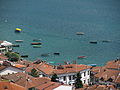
<box><xmin>0</xmin><ymin>81</ymin><xmax>25</xmax><ymax>90</ymax></box>
<box><xmin>35</xmin><ymin>62</ymin><xmax>92</xmax><ymax>75</ymax></box>
<box><xmin>104</xmin><ymin>60</ymin><xmax>120</xmax><ymax>70</ymax></box>
<box><xmin>0</xmin><ymin>65</ymin><xmax>6</xmax><ymax>71</ymax></box>
<box><xmin>95</xmin><ymin>69</ymin><xmax>120</xmax><ymax>81</ymax></box>
<box><xmin>0</xmin><ymin>55</ymin><xmax>8</xmax><ymax>60</ymax></box>
<box><xmin>1</xmin><ymin>72</ymin><xmax>51</xmax><ymax>89</ymax></box>
<box><xmin>91</xmin><ymin>66</ymin><xmax>106</xmax><ymax>74</ymax></box>
<box><xmin>53</xmin><ymin>64</ymin><xmax>92</xmax><ymax>75</ymax></box>
<box><xmin>79</xmin><ymin>85</ymin><xmax>117</xmax><ymax>90</ymax></box>
<box><xmin>115</xmin><ymin>74</ymin><xmax>120</xmax><ymax>83</ymax></box>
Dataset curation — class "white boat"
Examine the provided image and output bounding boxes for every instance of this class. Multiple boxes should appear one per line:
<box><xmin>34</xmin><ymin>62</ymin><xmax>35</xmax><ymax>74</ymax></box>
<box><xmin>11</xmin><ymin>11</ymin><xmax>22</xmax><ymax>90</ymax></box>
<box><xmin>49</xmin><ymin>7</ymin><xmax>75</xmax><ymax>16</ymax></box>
<box><xmin>15</xmin><ymin>40</ymin><xmax>23</xmax><ymax>42</ymax></box>
<box><xmin>76</xmin><ymin>32</ymin><xmax>85</xmax><ymax>35</ymax></box>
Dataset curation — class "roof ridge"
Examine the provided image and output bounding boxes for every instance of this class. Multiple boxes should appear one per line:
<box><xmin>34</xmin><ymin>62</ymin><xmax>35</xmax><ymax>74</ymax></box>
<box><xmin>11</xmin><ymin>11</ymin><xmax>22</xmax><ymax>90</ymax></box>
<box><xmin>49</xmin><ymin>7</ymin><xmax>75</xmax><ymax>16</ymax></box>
<box><xmin>42</xmin><ymin>82</ymin><xmax>56</xmax><ymax>90</ymax></box>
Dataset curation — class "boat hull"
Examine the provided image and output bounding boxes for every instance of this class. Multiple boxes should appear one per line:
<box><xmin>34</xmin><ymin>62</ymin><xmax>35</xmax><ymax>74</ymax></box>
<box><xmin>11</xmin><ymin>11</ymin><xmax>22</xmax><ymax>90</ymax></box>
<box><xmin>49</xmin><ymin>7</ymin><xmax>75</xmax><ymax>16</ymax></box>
<box><xmin>31</xmin><ymin>42</ymin><xmax>42</xmax><ymax>45</ymax></box>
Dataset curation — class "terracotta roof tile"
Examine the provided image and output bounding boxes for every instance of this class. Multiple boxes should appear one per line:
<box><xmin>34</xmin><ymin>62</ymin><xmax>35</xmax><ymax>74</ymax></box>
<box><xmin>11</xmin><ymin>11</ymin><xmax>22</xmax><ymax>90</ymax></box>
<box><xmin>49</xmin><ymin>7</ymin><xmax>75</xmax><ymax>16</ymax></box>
<box><xmin>53</xmin><ymin>64</ymin><xmax>92</xmax><ymax>75</ymax></box>
<box><xmin>91</xmin><ymin>67</ymin><xmax>103</xmax><ymax>73</ymax></box>
<box><xmin>36</xmin><ymin>63</ymin><xmax>55</xmax><ymax>75</ymax></box>
<box><xmin>36</xmin><ymin>63</ymin><xmax>92</xmax><ymax>75</ymax></box>
<box><xmin>36</xmin><ymin>82</ymin><xmax>55</xmax><ymax>89</ymax></box>
<box><xmin>0</xmin><ymin>65</ymin><xmax>6</xmax><ymax>71</ymax></box>
<box><xmin>95</xmin><ymin>69</ymin><xmax>119</xmax><ymax>81</ymax></box>
<box><xmin>105</xmin><ymin>60</ymin><xmax>120</xmax><ymax>70</ymax></box>
<box><xmin>1</xmin><ymin>72</ymin><xmax>51</xmax><ymax>89</ymax></box>
<box><xmin>80</xmin><ymin>85</ymin><xmax>117</xmax><ymax>90</ymax></box>
<box><xmin>115</xmin><ymin>74</ymin><xmax>120</xmax><ymax>83</ymax></box>
<box><xmin>45</xmin><ymin>83</ymin><xmax>61</xmax><ymax>90</ymax></box>
<box><xmin>0</xmin><ymin>55</ymin><xmax>8</xmax><ymax>60</ymax></box>
<box><xmin>0</xmin><ymin>81</ymin><xmax>25</xmax><ymax>90</ymax></box>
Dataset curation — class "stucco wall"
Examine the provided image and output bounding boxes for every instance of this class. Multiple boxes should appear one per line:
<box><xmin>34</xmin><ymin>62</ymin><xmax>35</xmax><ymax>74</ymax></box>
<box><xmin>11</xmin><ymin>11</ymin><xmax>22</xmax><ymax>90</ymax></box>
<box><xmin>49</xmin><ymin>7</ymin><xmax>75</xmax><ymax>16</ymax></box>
<box><xmin>0</xmin><ymin>67</ymin><xmax>23</xmax><ymax>75</ymax></box>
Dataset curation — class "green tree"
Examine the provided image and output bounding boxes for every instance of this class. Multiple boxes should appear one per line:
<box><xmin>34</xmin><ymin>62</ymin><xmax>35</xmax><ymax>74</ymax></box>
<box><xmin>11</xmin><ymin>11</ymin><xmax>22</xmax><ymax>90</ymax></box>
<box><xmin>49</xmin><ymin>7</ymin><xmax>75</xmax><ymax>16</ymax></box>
<box><xmin>30</xmin><ymin>68</ymin><xmax>39</xmax><ymax>77</ymax></box>
<box><xmin>51</xmin><ymin>73</ymin><xmax>58</xmax><ymax>82</ymax></box>
<box><xmin>74</xmin><ymin>73</ymin><xmax>83</xmax><ymax>89</ymax></box>
<box><xmin>6</xmin><ymin>52</ymin><xmax>20</xmax><ymax>62</ymax></box>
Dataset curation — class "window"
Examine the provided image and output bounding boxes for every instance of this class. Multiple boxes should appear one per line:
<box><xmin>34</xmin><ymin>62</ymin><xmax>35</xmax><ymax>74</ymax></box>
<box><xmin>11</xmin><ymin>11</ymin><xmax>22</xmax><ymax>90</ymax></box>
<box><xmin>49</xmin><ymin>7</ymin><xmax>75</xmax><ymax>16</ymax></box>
<box><xmin>69</xmin><ymin>75</ymin><xmax>71</xmax><ymax>80</ymax></box>
<box><xmin>84</xmin><ymin>80</ymin><xmax>86</xmax><ymax>84</ymax></box>
<box><xmin>84</xmin><ymin>72</ymin><xmax>86</xmax><ymax>76</ymax></box>
<box><xmin>88</xmin><ymin>71</ymin><xmax>90</xmax><ymax>75</ymax></box>
<box><xmin>73</xmin><ymin>75</ymin><xmax>75</xmax><ymax>79</ymax></box>
<box><xmin>63</xmin><ymin>76</ymin><xmax>66</xmax><ymax>81</ymax></box>
<box><xmin>88</xmin><ymin>79</ymin><xmax>89</xmax><ymax>84</ymax></box>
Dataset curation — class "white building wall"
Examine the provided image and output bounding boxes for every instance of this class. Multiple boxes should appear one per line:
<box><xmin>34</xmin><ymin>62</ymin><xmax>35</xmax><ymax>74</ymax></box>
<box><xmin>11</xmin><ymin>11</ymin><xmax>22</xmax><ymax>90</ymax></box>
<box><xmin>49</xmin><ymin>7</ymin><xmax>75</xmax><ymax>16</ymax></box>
<box><xmin>58</xmin><ymin>69</ymin><xmax>91</xmax><ymax>85</ymax></box>
<box><xmin>57</xmin><ymin>73</ymin><xmax>76</xmax><ymax>85</ymax></box>
<box><xmin>40</xmin><ymin>69</ymin><xmax>91</xmax><ymax>85</ymax></box>
<box><xmin>80</xmin><ymin>69</ymin><xmax>90</xmax><ymax>85</ymax></box>
<box><xmin>0</xmin><ymin>67</ymin><xmax>23</xmax><ymax>76</ymax></box>
<box><xmin>53</xmin><ymin>85</ymin><xmax>73</xmax><ymax>90</ymax></box>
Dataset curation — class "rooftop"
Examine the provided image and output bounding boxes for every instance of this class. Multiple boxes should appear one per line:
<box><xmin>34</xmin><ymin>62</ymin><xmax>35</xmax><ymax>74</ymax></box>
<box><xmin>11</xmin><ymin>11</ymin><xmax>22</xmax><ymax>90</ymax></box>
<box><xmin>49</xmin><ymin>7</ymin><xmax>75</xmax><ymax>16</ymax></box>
<box><xmin>104</xmin><ymin>60</ymin><xmax>120</xmax><ymax>70</ymax></box>
<box><xmin>0</xmin><ymin>81</ymin><xmax>25</xmax><ymax>90</ymax></box>
<box><xmin>77</xmin><ymin>85</ymin><xmax>117</xmax><ymax>90</ymax></box>
<box><xmin>95</xmin><ymin>69</ymin><xmax>120</xmax><ymax>82</ymax></box>
<box><xmin>1</xmin><ymin>72</ymin><xmax>51</xmax><ymax>88</ymax></box>
<box><xmin>34</xmin><ymin>62</ymin><xmax>92</xmax><ymax>75</ymax></box>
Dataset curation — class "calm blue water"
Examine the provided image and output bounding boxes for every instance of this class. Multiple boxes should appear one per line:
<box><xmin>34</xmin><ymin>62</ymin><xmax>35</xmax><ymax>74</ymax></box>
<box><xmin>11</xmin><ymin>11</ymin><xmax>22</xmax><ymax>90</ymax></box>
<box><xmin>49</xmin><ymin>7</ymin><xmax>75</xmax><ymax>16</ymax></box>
<box><xmin>0</xmin><ymin>0</ymin><xmax>120</xmax><ymax>66</ymax></box>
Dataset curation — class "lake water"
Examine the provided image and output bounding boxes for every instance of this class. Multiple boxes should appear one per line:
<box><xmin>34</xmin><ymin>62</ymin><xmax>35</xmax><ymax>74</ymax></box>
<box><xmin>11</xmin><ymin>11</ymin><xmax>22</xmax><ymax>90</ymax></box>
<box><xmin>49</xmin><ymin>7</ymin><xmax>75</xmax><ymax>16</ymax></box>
<box><xmin>0</xmin><ymin>0</ymin><xmax>120</xmax><ymax>66</ymax></box>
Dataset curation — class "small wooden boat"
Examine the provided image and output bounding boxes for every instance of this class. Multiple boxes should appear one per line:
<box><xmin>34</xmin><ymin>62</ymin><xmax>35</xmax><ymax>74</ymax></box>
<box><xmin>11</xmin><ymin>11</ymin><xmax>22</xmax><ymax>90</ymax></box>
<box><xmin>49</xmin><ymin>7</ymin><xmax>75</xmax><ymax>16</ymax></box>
<box><xmin>89</xmin><ymin>41</ymin><xmax>97</xmax><ymax>44</ymax></box>
<box><xmin>76</xmin><ymin>32</ymin><xmax>85</xmax><ymax>35</ymax></box>
<box><xmin>12</xmin><ymin>45</ymin><xmax>20</xmax><ymax>47</ymax></box>
<box><xmin>102</xmin><ymin>40</ymin><xmax>111</xmax><ymax>43</ymax></box>
<box><xmin>15</xmin><ymin>28</ymin><xmax>22</xmax><ymax>32</ymax></box>
<box><xmin>33</xmin><ymin>45</ymin><xmax>42</xmax><ymax>48</ymax></box>
<box><xmin>15</xmin><ymin>40</ymin><xmax>23</xmax><ymax>42</ymax></box>
<box><xmin>41</xmin><ymin>53</ymin><xmax>49</xmax><ymax>57</ymax></box>
<box><xmin>31</xmin><ymin>42</ymin><xmax>42</xmax><ymax>45</ymax></box>
<box><xmin>54</xmin><ymin>53</ymin><xmax>60</xmax><ymax>55</ymax></box>
<box><xmin>78</xmin><ymin>56</ymin><xmax>87</xmax><ymax>59</ymax></box>
<box><xmin>21</xmin><ymin>55</ymin><xmax>28</xmax><ymax>58</ymax></box>
<box><xmin>33</xmin><ymin>39</ymin><xmax>41</xmax><ymax>41</ymax></box>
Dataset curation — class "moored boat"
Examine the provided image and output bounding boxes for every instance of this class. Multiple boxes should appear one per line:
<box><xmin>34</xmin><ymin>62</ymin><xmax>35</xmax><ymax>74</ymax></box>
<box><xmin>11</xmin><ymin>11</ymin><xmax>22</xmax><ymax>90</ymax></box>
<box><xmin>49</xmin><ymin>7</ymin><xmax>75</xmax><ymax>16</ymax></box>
<box><xmin>102</xmin><ymin>40</ymin><xmax>111</xmax><ymax>42</ymax></box>
<box><xmin>78</xmin><ymin>56</ymin><xmax>87</xmax><ymax>59</ymax></box>
<box><xmin>15</xmin><ymin>40</ymin><xmax>23</xmax><ymax>42</ymax></box>
<box><xmin>33</xmin><ymin>39</ymin><xmax>41</xmax><ymax>41</ymax></box>
<box><xmin>21</xmin><ymin>55</ymin><xmax>28</xmax><ymax>58</ymax></box>
<box><xmin>15</xmin><ymin>28</ymin><xmax>22</xmax><ymax>32</ymax></box>
<box><xmin>54</xmin><ymin>52</ymin><xmax>60</xmax><ymax>55</ymax></box>
<box><xmin>41</xmin><ymin>53</ymin><xmax>49</xmax><ymax>57</ymax></box>
<box><xmin>76</xmin><ymin>32</ymin><xmax>85</xmax><ymax>35</ymax></box>
<box><xmin>33</xmin><ymin>45</ymin><xmax>42</xmax><ymax>48</ymax></box>
<box><xmin>89</xmin><ymin>41</ymin><xmax>97</xmax><ymax>44</ymax></box>
<box><xmin>31</xmin><ymin>42</ymin><xmax>42</xmax><ymax>45</ymax></box>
